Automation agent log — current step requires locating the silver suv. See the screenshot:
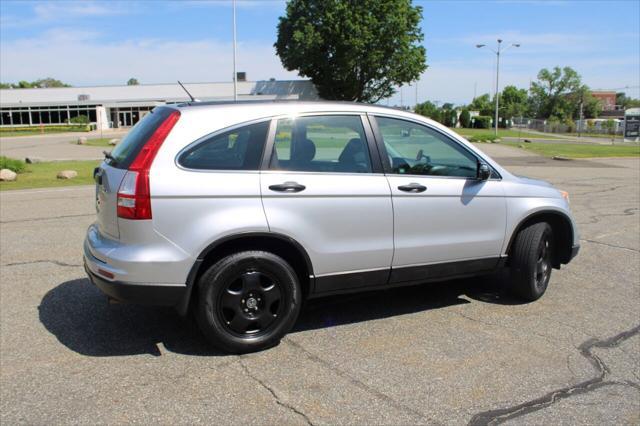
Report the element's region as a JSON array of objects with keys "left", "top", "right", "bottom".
[{"left": 84, "top": 101, "right": 579, "bottom": 353}]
